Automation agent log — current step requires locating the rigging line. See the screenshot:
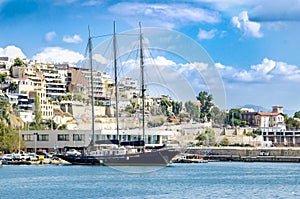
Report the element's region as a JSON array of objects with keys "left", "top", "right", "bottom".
[
  {"left": 118, "top": 38, "right": 140, "bottom": 80},
  {"left": 118, "top": 33, "right": 139, "bottom": 36},
  {"left": 91, "top": 34, "right": 114, "bottom": 39},
  {"left": 80, "top": 42, "right": 90, "bottom": 69},
  {"left": 92, "top": 37, "right": 114, "bottom": 76},
  {"left": 84, "top": 41, "right": 89, "bottom": 59},
  {"left": 101, "top": 37, "right": 114, "bottom": 73},
  {"left": 145, "top": 42, "right": 169, "bottom": 91}
]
